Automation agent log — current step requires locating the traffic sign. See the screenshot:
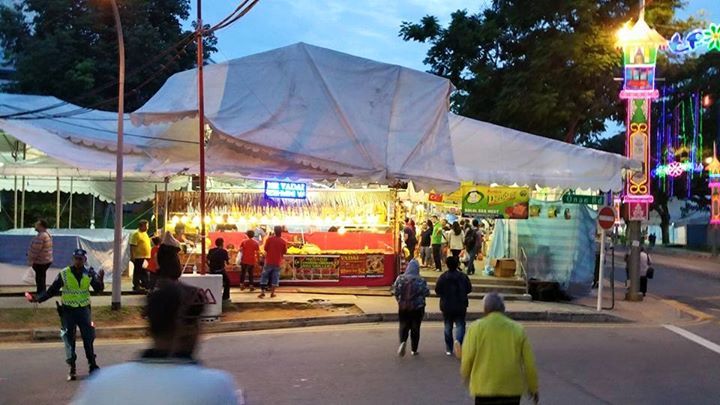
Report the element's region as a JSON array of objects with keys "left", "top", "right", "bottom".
[
  {"left": 562, "top": 192, "right": 604, "bottom": 205},
  {"left": 598, "top": 206, "right": 615, "bottom": 230}
]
